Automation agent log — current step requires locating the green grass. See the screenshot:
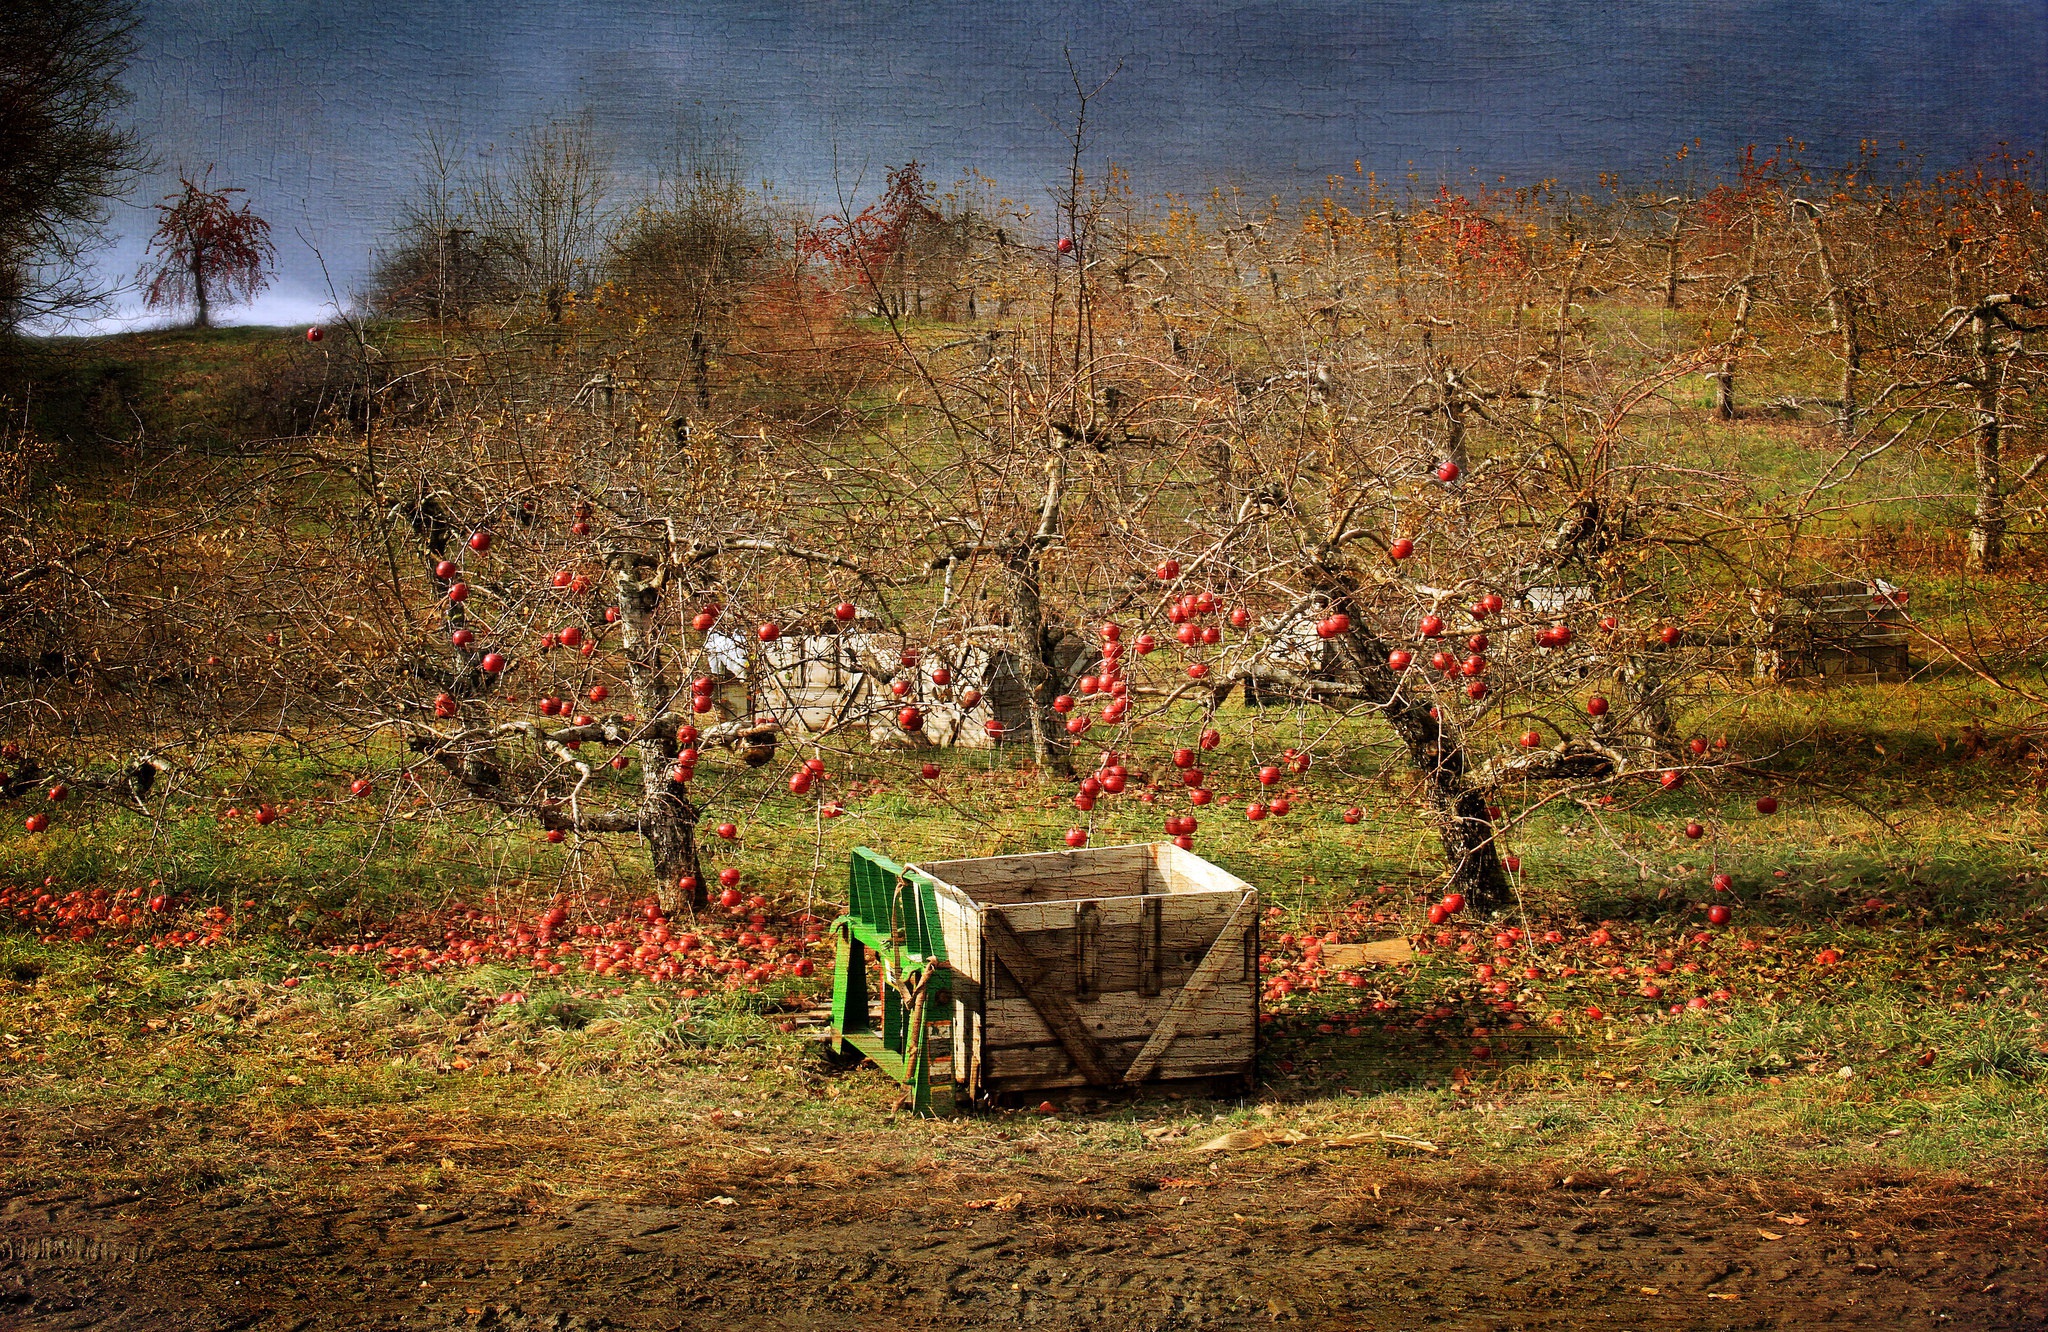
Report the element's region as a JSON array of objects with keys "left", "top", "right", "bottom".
[{"left": 5, "top": 677, "right": 2047, "bottom": 1190}]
